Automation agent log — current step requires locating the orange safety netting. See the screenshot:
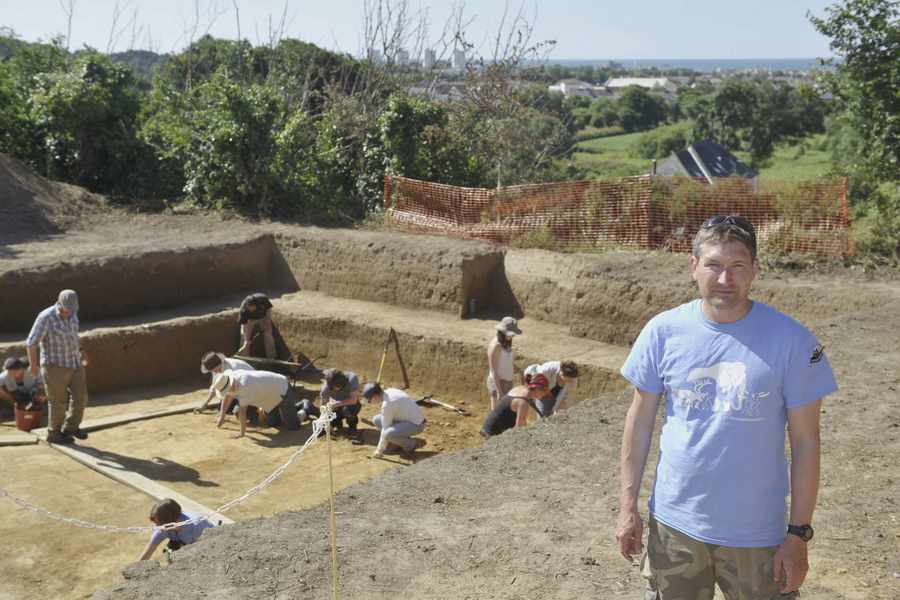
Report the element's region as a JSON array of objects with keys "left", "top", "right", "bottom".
[{"left": 384, "top": 175, "right": 852, "bottom": 257}]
